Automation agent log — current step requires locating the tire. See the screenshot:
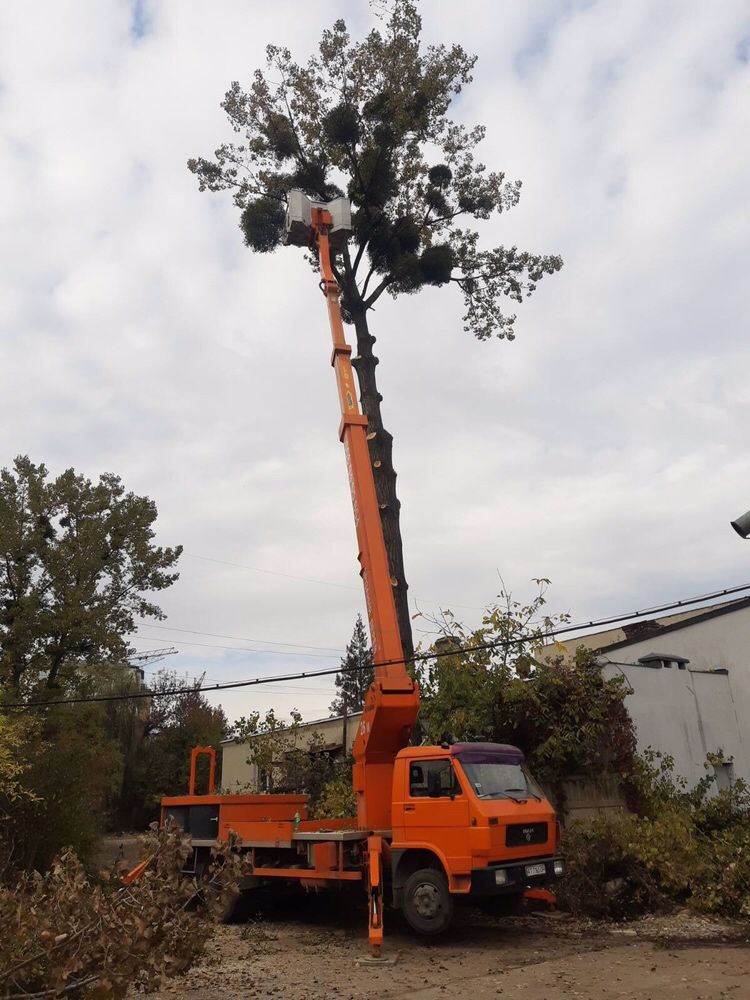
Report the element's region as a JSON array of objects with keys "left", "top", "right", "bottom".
[{"left": 402, "top": 868, "right": 454, "bottom": 935}]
